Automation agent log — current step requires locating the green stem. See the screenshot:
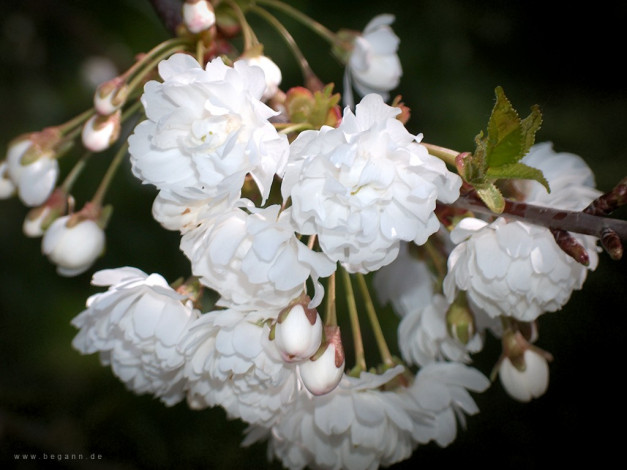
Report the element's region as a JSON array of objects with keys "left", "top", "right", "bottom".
[
  {"left": 250, "top": 5, "right": 315, "bottom": 82},
  {"left": 226, "top": 0, "right": 259, "bottom": 50},
  {"left": 124, "top": 37, "right": 194, "bottom": 81},
  {"left": 277, "top": 122, "right": 314, "bottom": 135},
  {"left": 340, "top": 267, "right": 366, "bottom": 371},
  {"left": 422, "top": 142, "right": 460, "bottom": 169},
  {"left": 255, "top": 0, "right": 337, "bottom": 45},
  {"left": 57, "top": 109, "right": 95, "bottom": 135},
  {"left": 60, "top": 151, "right": 92, "bottom": 193},
  {"left": 325, "top": 271, "right": 337, "bottom": 327},
  {"left": 355, "top": 273, "right": 394, "bottom": 367},
  {"left": 91, "top": 141, "right": 129, "bottom": 207}
]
